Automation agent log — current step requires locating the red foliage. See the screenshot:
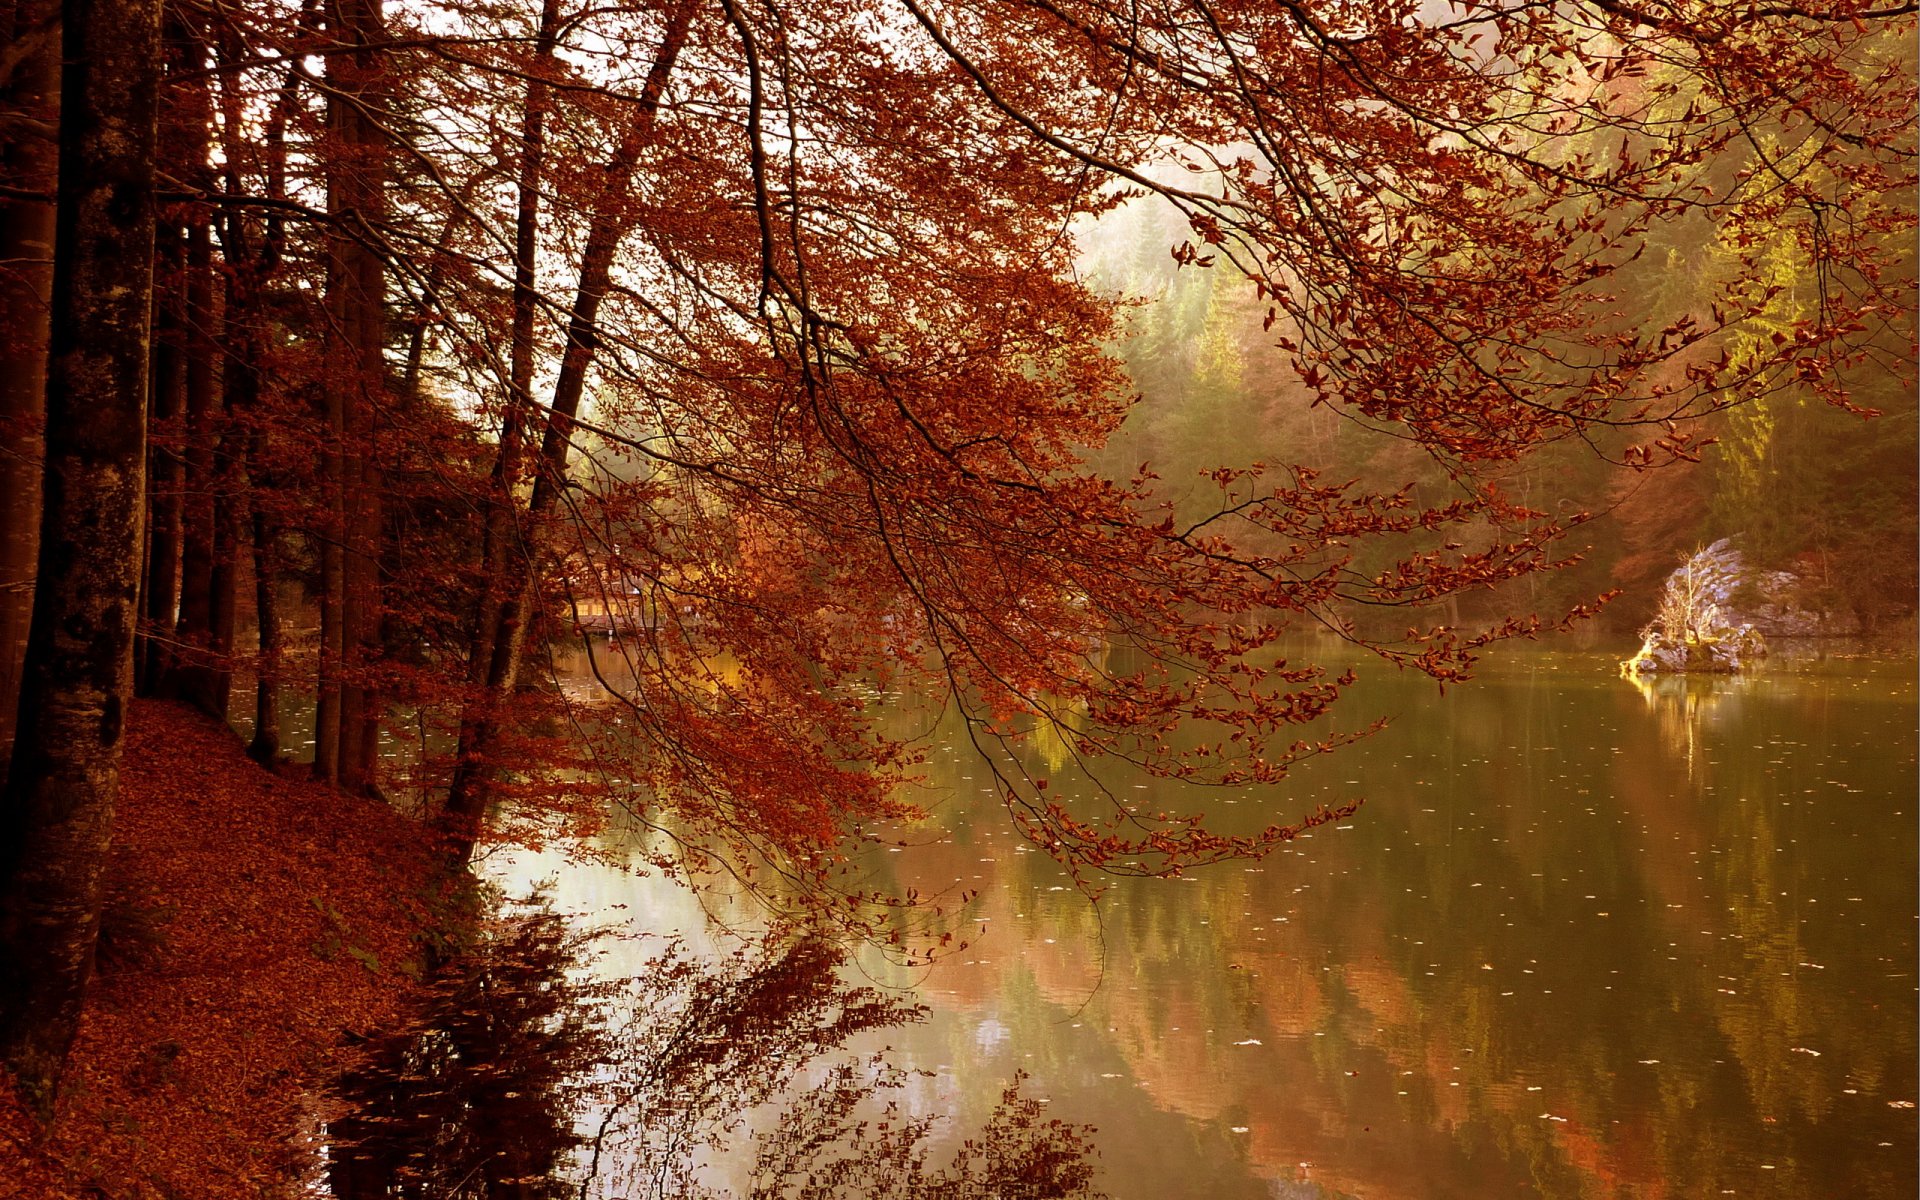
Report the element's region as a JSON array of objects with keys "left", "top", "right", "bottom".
[{"left": 116, "top": 0, "right": 1917, "bottom": 892}]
